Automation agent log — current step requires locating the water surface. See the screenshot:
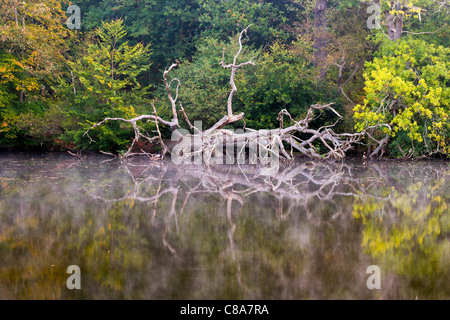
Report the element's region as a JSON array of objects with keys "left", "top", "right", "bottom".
[{"left": 0, "top": 153, "right": 448, "bottom": 299}]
